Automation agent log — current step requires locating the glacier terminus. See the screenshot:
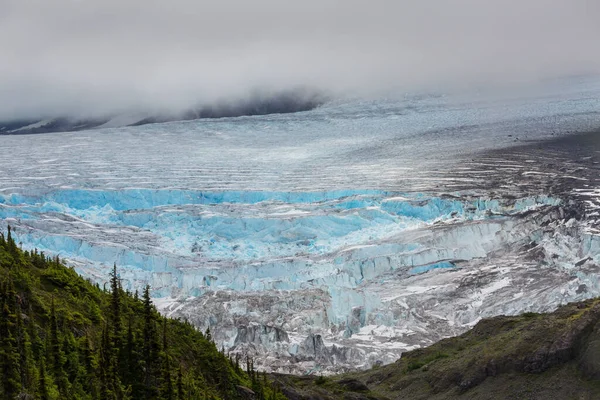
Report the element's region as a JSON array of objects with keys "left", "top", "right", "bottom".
[{"left": 2, "top": 77, "right": 600, "bottom": 374}]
